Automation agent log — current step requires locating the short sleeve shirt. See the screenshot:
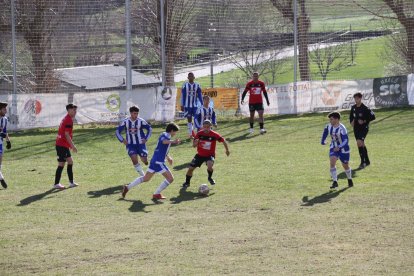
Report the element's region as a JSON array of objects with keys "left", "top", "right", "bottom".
[
  {"left": 195, "top": 130, "right": 224, "bottom": 157},
  {"left": 245, "top": 80, "right": 266, "bottom": 104},
  {"left": 56, "top": 114, "right": 73, "bottom": 148}
]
